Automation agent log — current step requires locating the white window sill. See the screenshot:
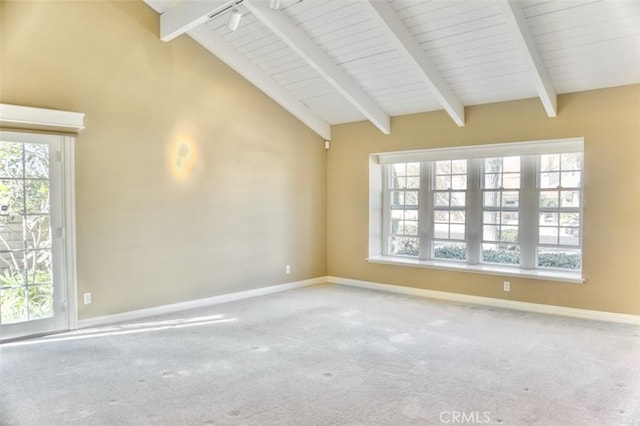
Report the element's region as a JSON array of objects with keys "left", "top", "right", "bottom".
[{"left": 367, "top": 256, "right": 585, "bottom": 284}]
